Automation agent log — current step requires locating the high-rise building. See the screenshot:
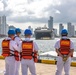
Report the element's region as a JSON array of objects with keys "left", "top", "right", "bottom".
[
  {"left": 0, "top": 17, "right": 1, "bottom": 34},
  {"left": 9, "top": 25, "right": 16, "bottom": 30},
  {"left": 28, "top": 26, "right": 33, "bottom": 37},
  {"left": 6, "top": 24, "right": 9, "bottom": 34},
  {"left": 0, "top": 15, "right": 8, "bottom": 35},
  {"left": 59, "top": 23, "right": 64, "bottom": 36},
  {"left": 67, "top": 22, "right": 71, "bottom": 36},
  {"left": 67, "top": 22, "right": 75, "bottom": 37},
  {"left": 21, "top": 30, "right": 24, "bottom": 36},
  {"left": 1, "top": 15, "right": 6, "bottom": 35},
  {"left": 53, "top": 29, "right": 57, "bottom": 36},
  {"left": 48, "top": 16, "right": 53, "bottom": 30},
  {"left": 0, "top": 17, "right": 1, "bottom": 25},
  {"left": 75, "top": 31, "right": 76, "bottom": 35},
  {"left": 71, "top": 25, "right": 75, "bottom": 36},
  {"left": 28, "top": 26, "right": 33, "bottom": 33}
]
